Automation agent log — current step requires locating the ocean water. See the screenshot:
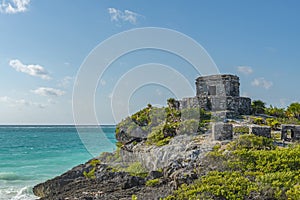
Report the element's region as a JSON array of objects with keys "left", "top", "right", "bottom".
[{"left": 0, "top": 125, "right": 116, "bottom": 200}]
